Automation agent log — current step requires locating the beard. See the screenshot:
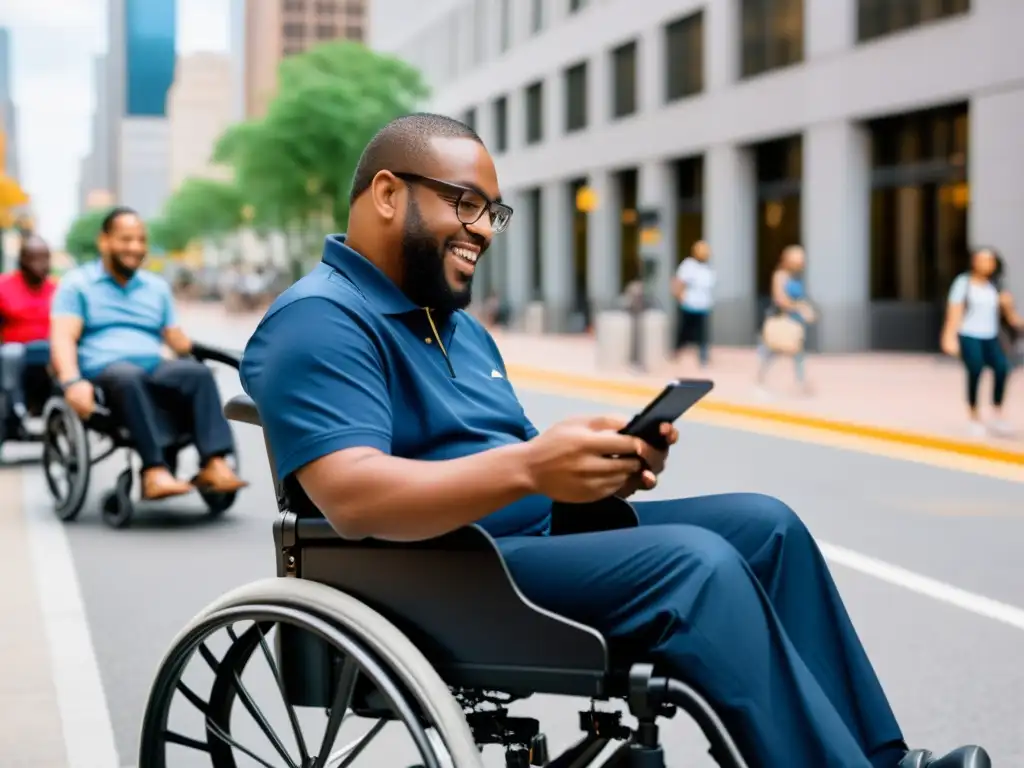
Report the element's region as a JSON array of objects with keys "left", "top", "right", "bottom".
[
  {"left": 108, "top": 253, "right": 140, "bottom": 280},
  {"left": 399, "top": 198, "right": 475, "bottom": 317}
]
